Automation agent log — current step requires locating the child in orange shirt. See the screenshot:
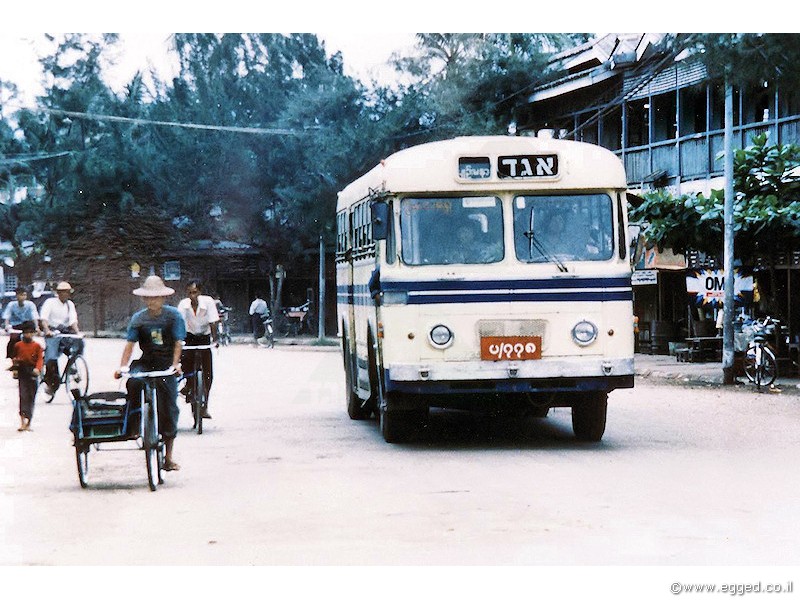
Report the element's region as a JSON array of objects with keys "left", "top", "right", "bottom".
[{"left": 12, "top": 321, "right": 43, "bottom": 432}]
